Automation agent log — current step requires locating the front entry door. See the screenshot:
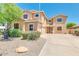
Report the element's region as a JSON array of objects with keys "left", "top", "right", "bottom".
[{"left": 29, "top": 24, "right": 34, "bottom": 31}]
